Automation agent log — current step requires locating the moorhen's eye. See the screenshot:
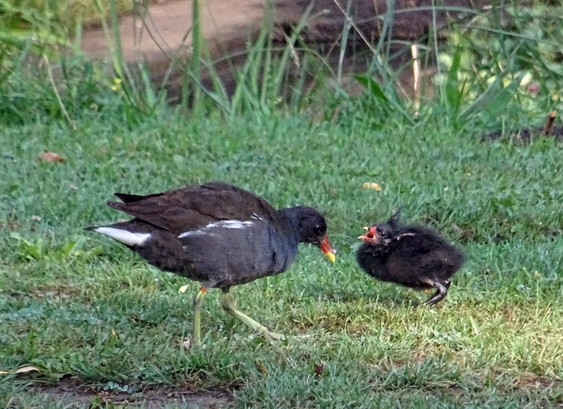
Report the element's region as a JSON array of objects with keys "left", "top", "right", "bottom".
[{"left": 313, "top": 225, "right": 324, "bottom": 234}]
